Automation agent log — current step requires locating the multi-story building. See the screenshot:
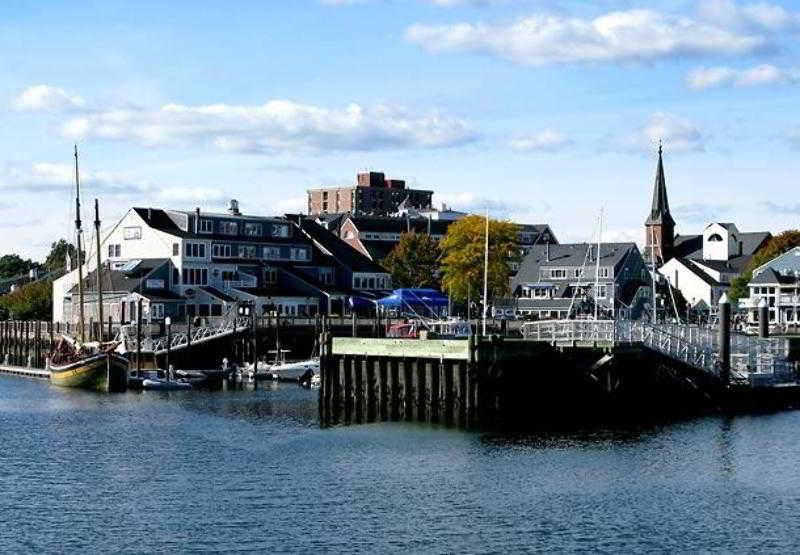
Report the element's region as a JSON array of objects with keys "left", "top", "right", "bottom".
[
  {"left": 53, "top": 200, "right": 393, "bottom": 324},
  {"left": 742, "top": 246, "right": 800, "bottom": 328},
  {"left": 307, "top": 171, "right": 433, "bottom": 216},
  {"left": 509, "top": 242, "right": 651, "bottom": 320}
]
